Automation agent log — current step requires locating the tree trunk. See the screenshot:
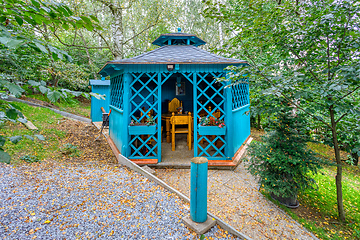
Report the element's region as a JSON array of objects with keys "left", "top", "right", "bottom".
[
  {"left": 257, "top": 114, "right": 261, "bottom": 130},
  {"left": 112, "top": 7, "right": 123, "bottom": 59},
  {"left": 330, "top": 107, "right": 346, "bottom": 222}
]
